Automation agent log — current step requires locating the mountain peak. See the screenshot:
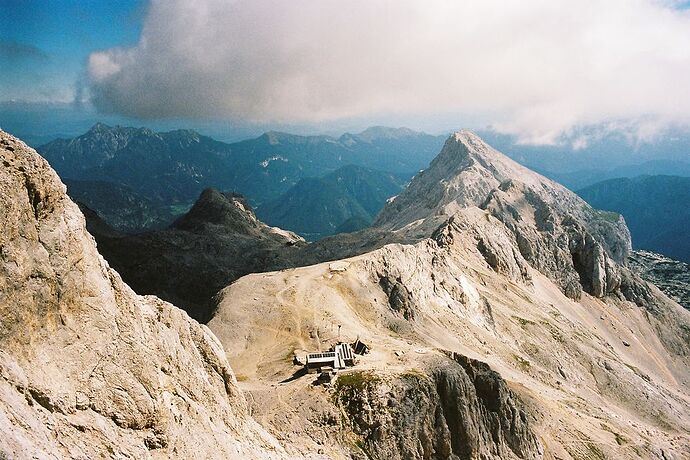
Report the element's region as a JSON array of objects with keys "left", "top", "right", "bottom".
[
  {"left": 88, "top": 121, "right": 112, "bottom": 133},
  {"left": 374, "top": 130, "right": 549, "bottom": 229},
  {"left": 353, "top": 126, "right": 420, "bottom": 142},
  {"left": 173, "top": 188, "right": 259, "bottom": 232},
  {"left": 374, "top": 130, "right": 632, "bottom": 300}
]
